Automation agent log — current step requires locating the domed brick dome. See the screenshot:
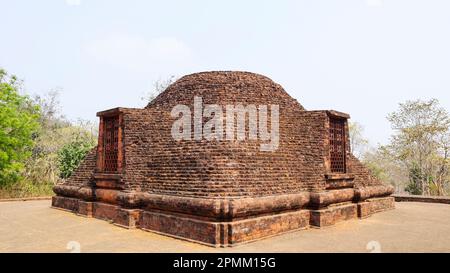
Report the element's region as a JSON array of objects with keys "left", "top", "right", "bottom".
[{"left": 147, "top": 71, "right": 304, "bottom": 111}]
